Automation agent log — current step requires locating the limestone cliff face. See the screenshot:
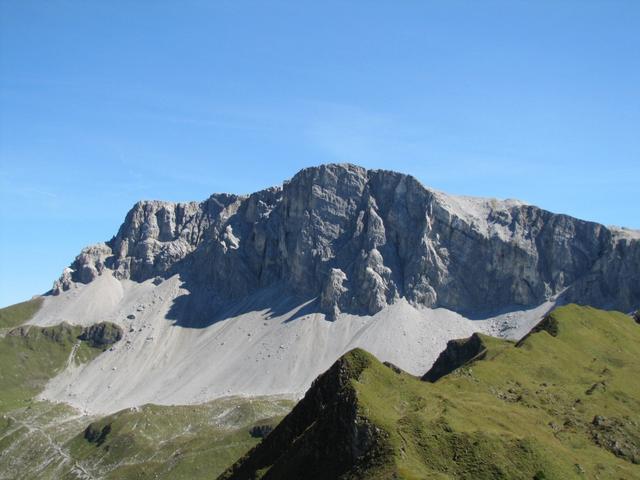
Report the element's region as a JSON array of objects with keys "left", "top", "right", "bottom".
[{"left": 52, "top": 163, "right": 640, "bottom": 317}]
